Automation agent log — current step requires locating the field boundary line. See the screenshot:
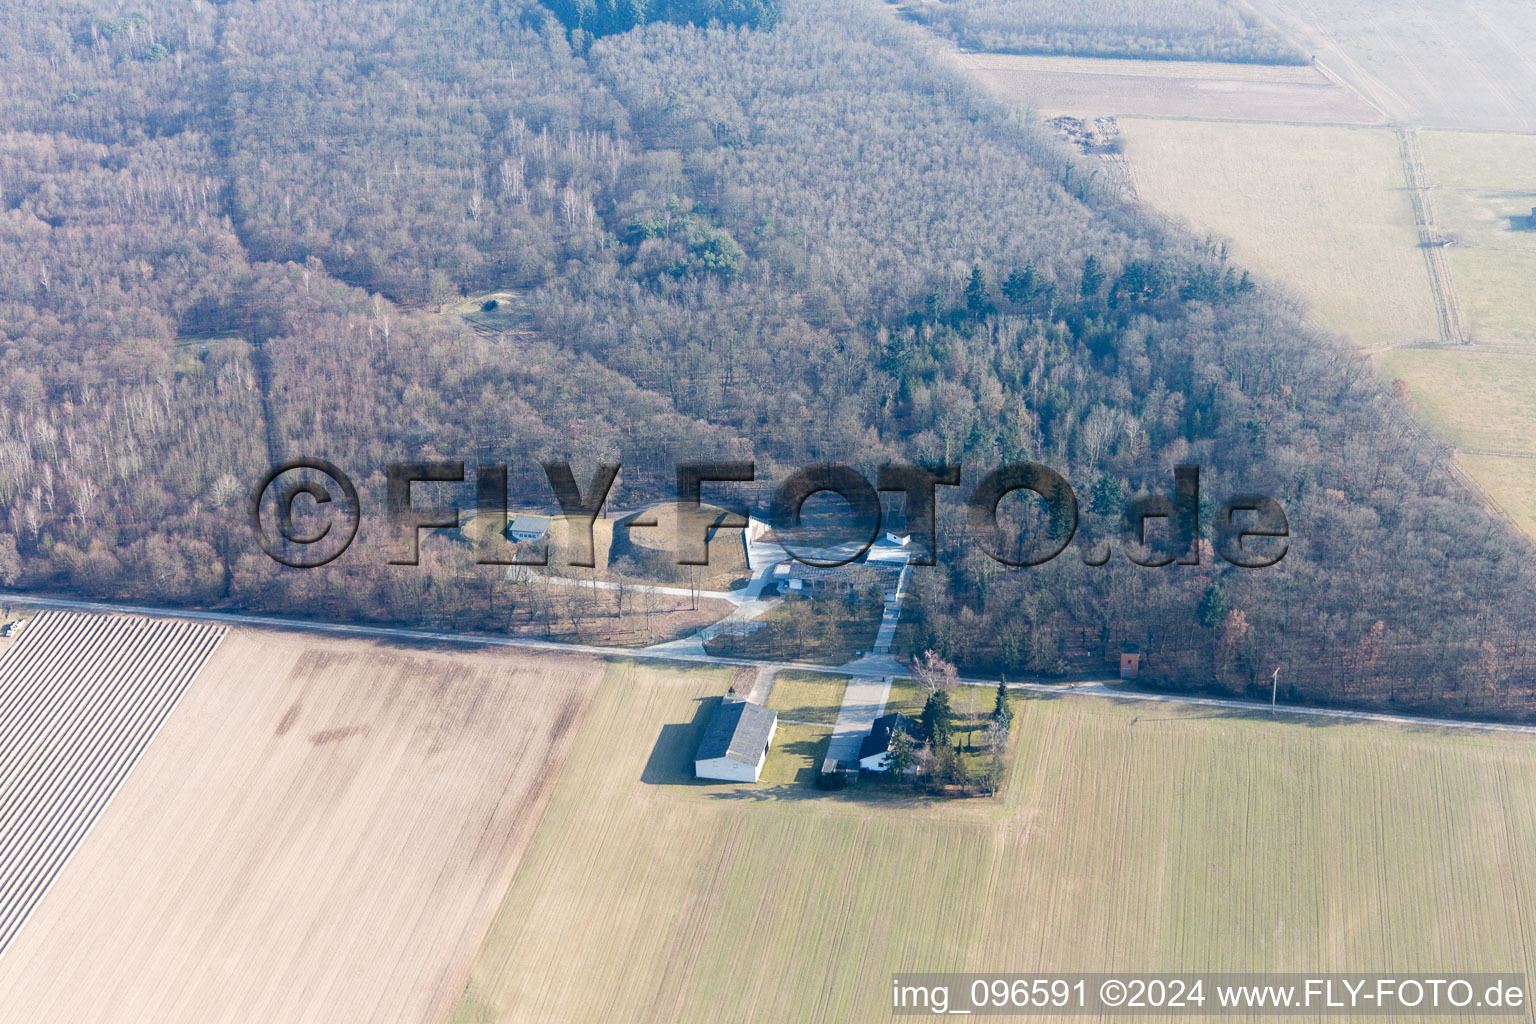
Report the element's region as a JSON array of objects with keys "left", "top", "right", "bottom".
[
  {"left": 1458, "top": 447, "right": 1536, "bottom": 460},
  {"left": 1398, "top": 127, "right": 1468, "bottom": 345}
]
